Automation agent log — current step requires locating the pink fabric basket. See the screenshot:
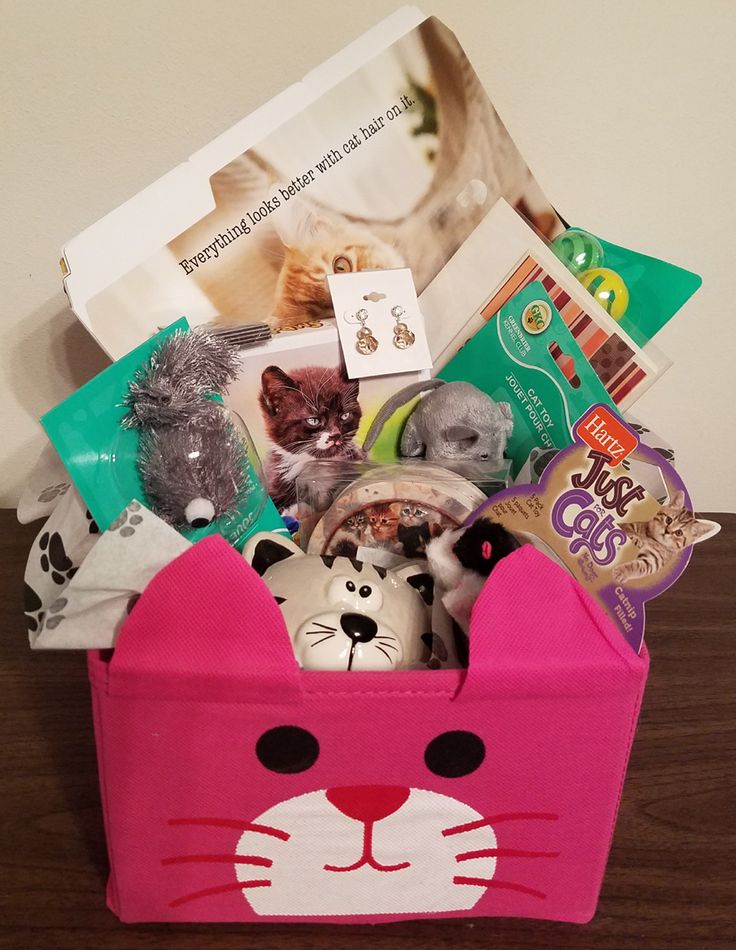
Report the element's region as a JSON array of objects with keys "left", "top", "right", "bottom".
[{"left": 88, "top": 535, "right": 648, "bottom": 924}]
